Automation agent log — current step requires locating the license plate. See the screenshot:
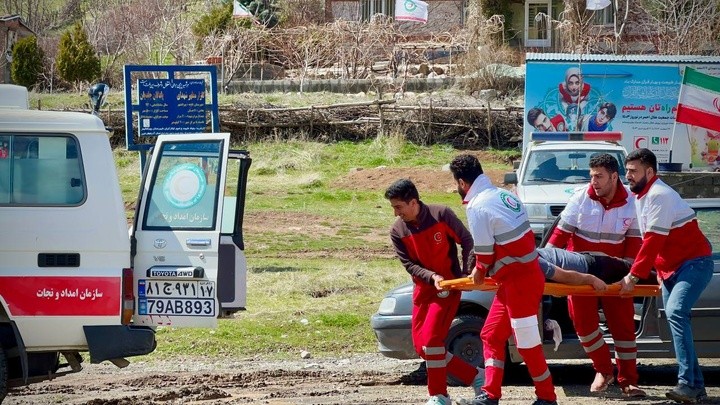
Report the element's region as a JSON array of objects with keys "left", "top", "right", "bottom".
[
  {"left": 138, "top": 279, "right": 215, "bottom": 299},
  {"left": 138, "top": 279, "right": 216, "bottom": 317},
  {"left": 139, "top": 298, "right": 215, "bottom": 316}
]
